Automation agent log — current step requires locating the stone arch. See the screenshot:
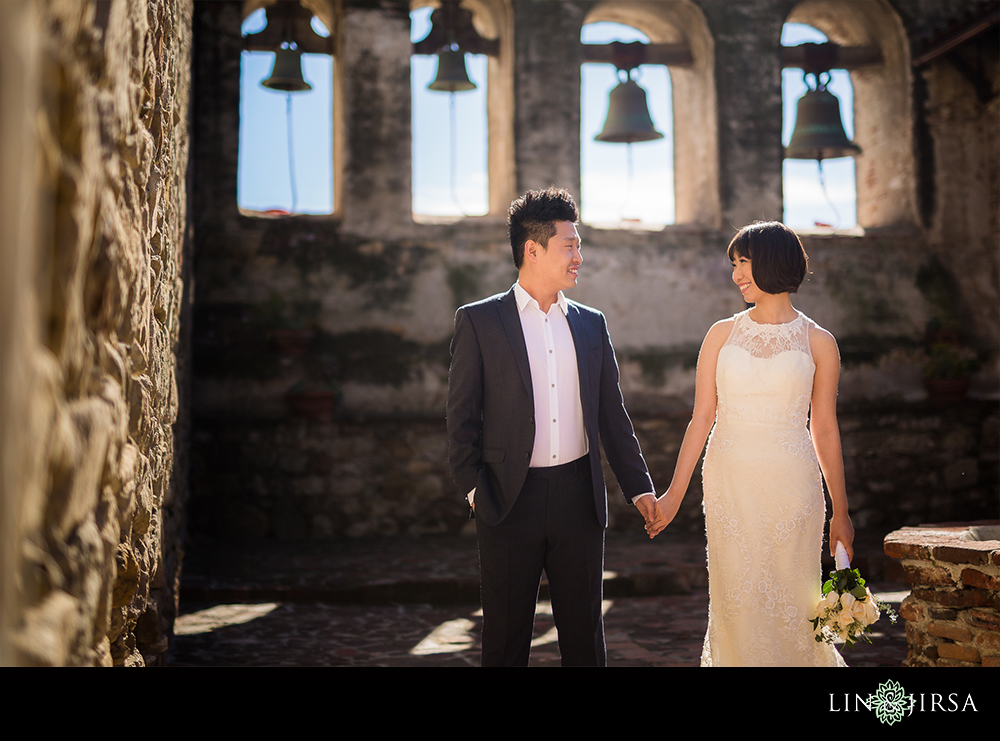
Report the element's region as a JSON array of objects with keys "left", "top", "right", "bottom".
[
  {"left": 411, "top": 0, "right": 516, "bottom": 218},
  {"left": 583, "top": 0, "right": 719, "bottom": 227},
  {"left": 785, "top": 0, "right": 917, "bottom": 229}
]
